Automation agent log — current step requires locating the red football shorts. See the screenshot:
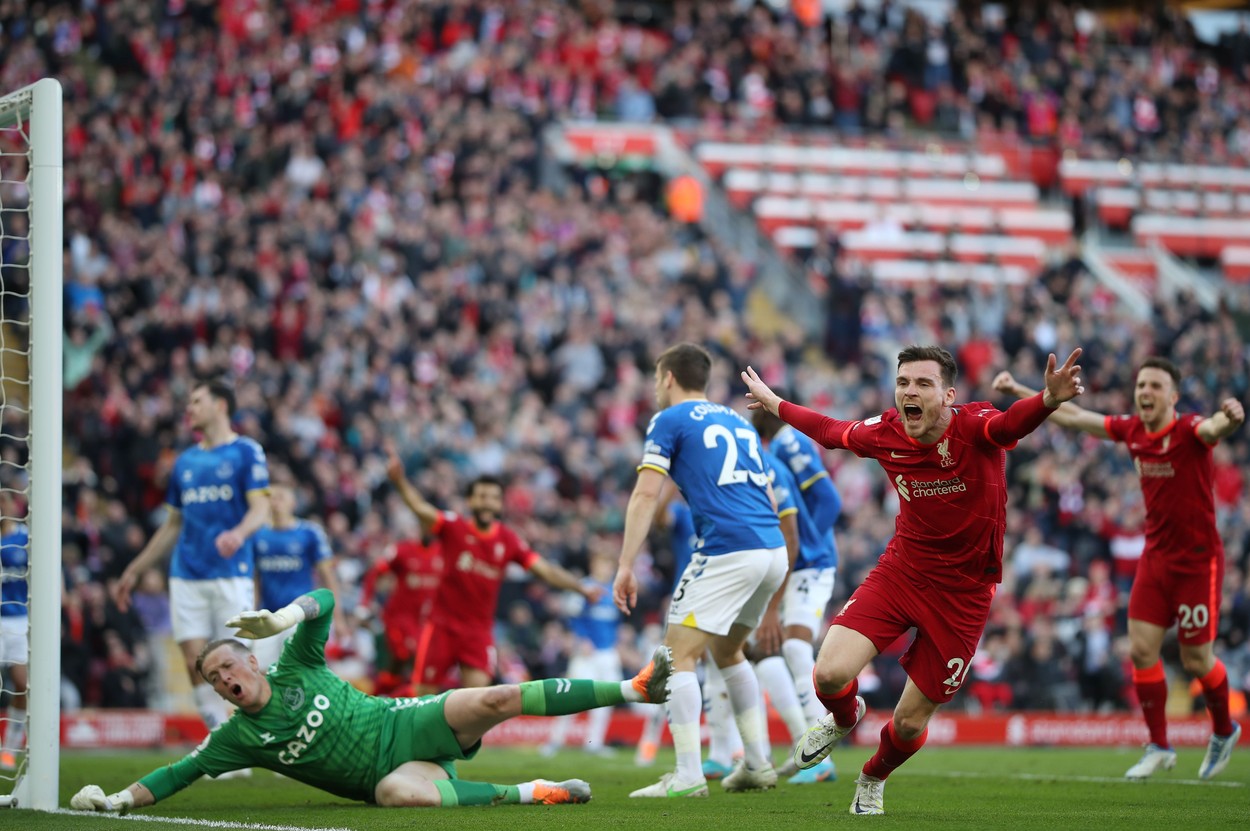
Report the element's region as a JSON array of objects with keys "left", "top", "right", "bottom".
[
  {"left": 833, "top": 558, "right": 994, "bottom": 703},
  {"left": 382, "top": 612, "right": 423, "bottom": 663},
  {"left": 1128, "top": 553, "right": 1223, "bottom": 646},
  {"left": 412, "top": 620, "right": 496, "bottom": 688}
]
